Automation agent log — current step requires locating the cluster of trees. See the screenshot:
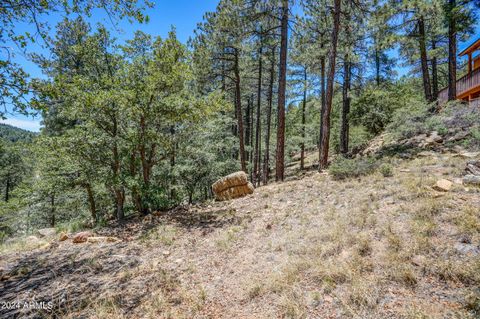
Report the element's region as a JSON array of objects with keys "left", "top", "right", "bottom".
[{"left": 0, "top": 0, "right": 479, "bottom": 236}]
